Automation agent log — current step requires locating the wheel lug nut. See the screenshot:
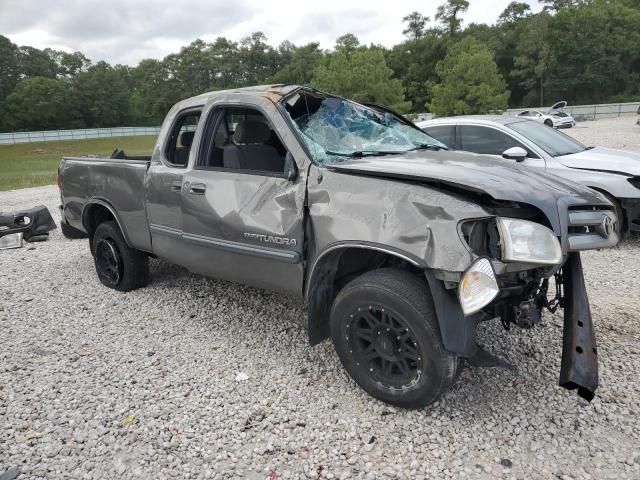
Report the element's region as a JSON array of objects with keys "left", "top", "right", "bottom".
[{"left": 386, "top": 328, "right": 390, "bottom": 332}]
